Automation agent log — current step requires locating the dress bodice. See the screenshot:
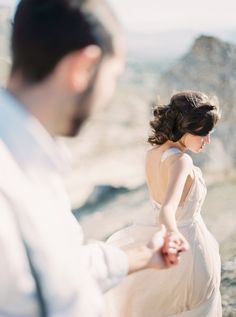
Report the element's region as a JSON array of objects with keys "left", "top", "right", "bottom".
[{"left": 134, "top": 148, "right": 207, "bottom": 227}]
